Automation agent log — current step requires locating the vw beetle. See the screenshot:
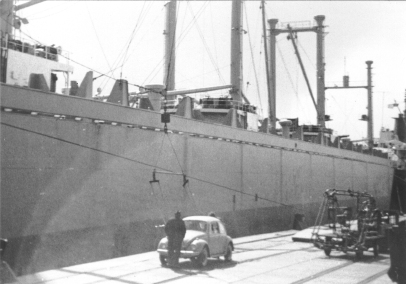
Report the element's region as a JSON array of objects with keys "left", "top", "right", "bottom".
[{"left": 157, "top": 216, "right": 234, "bottom": 267}]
